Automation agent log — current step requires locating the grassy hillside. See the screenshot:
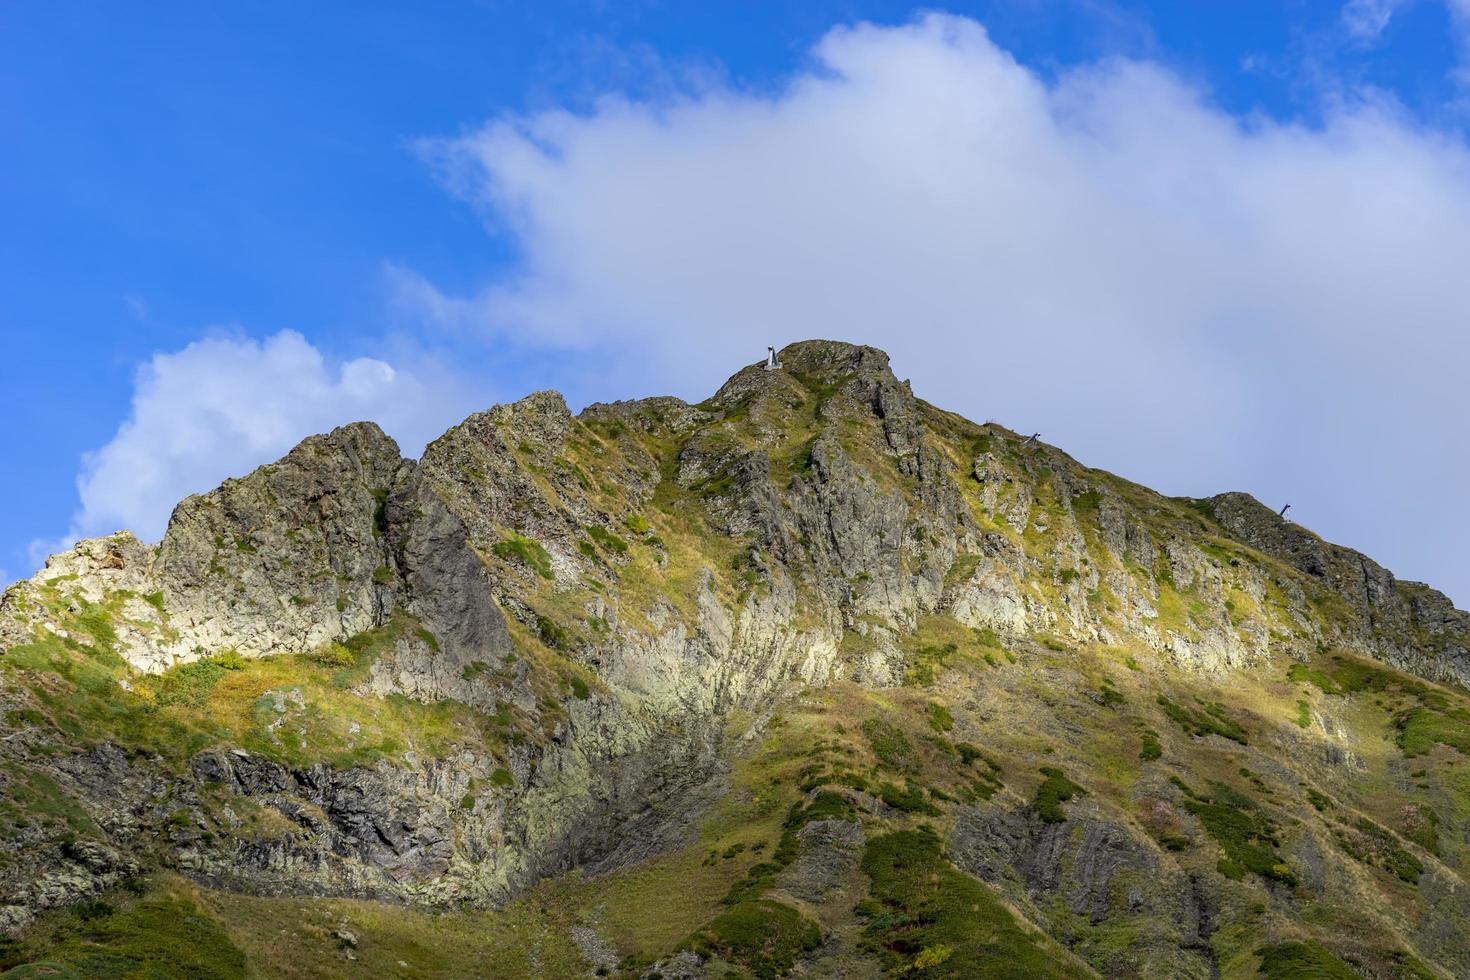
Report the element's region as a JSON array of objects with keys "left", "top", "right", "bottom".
[{"left": 2, "top": 341, "right": 1467, "bottom": 978}]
